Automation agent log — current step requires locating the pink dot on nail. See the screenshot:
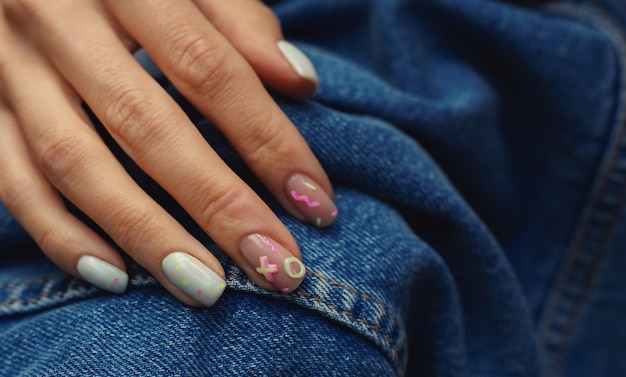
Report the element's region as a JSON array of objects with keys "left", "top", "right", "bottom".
[
  {"left": 196, "top": 290, "right": 203, "bottom": 296},
  {"left": 281, "top": 288, "right": 290, "bottom": 293},
  {"left": 113, "top": 278, "right": 119, "bottom": 284}
]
